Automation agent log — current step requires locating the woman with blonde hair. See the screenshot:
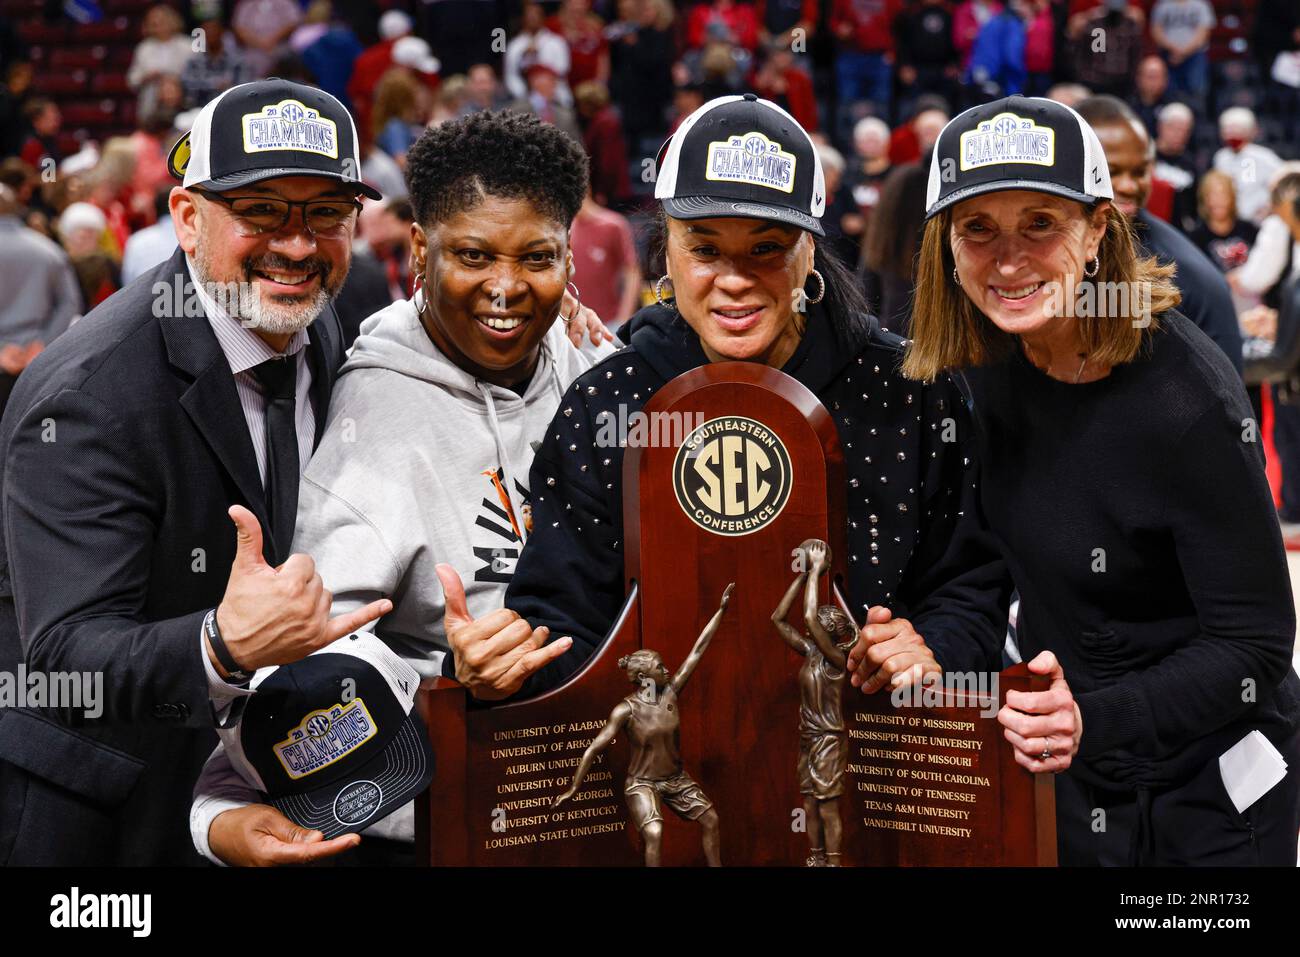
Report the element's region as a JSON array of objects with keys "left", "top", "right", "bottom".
[
  {"left": 898, "top": 95, "right": 1300, "bottom": 866},
  {"left": 371, "top": 67, "right": 427, "bottom": 168},
  {"left": 1191, "top": 170, "right": 1257, "bottom": 289},
  {"left": 127, "top": 5, "right": 193, "bottom": 118}
]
